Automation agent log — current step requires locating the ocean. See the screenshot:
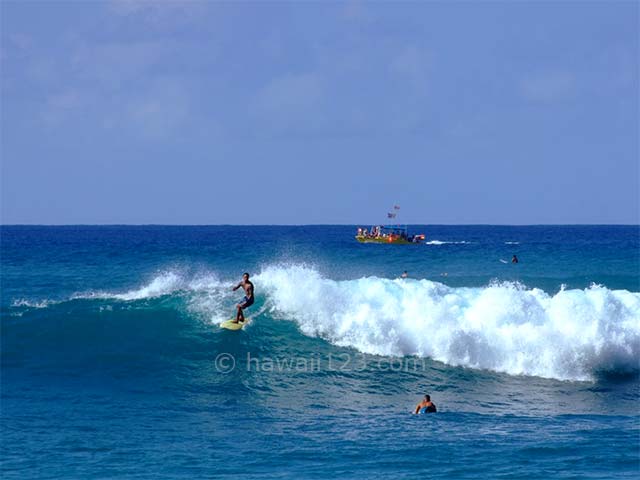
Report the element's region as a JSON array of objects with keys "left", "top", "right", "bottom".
[{"left": 1, "top": 225, "right": 639, "bottom": 479}]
